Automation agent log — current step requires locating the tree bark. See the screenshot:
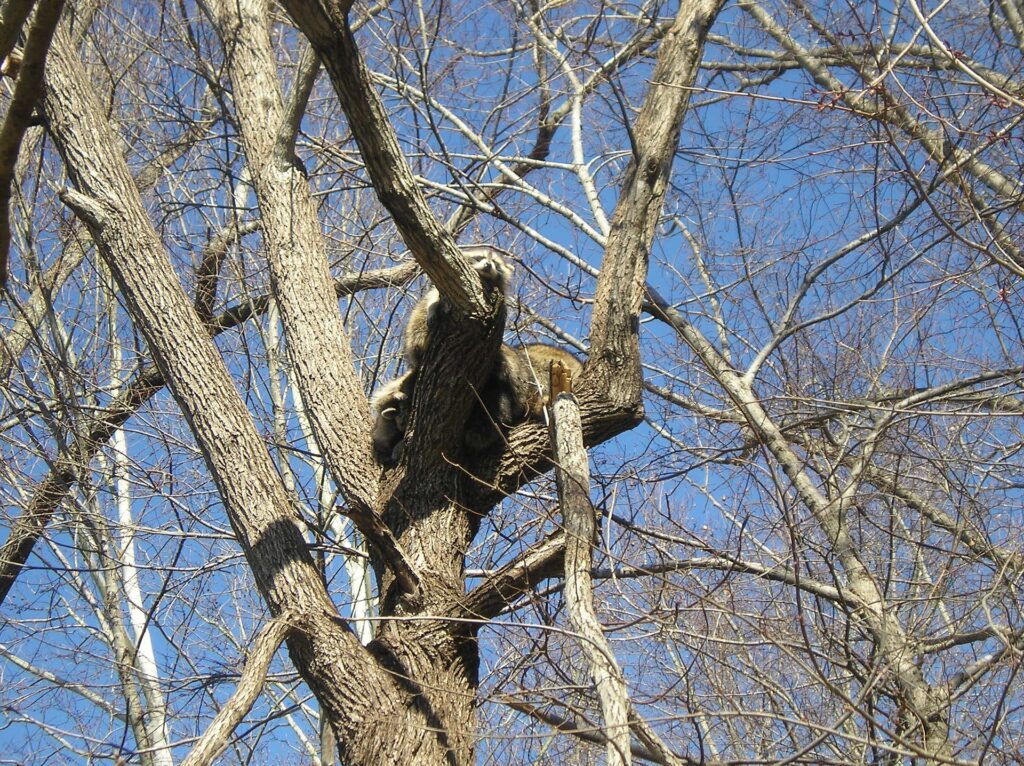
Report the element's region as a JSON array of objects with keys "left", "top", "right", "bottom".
[
  {"left": 40, "top": 20, "right": 435, "bottom": 764},
  {"left": 181, "top": 616, "right": 293, "bottom": 766},
  {"left": 549, "top": 389, "right": 632, "bottom": 765},
  {"left": 209, "top": 0, "right": 420, "bottom": 596},
  {"left": 27, "top": 2, "right": 726, "bottom": 762}
]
